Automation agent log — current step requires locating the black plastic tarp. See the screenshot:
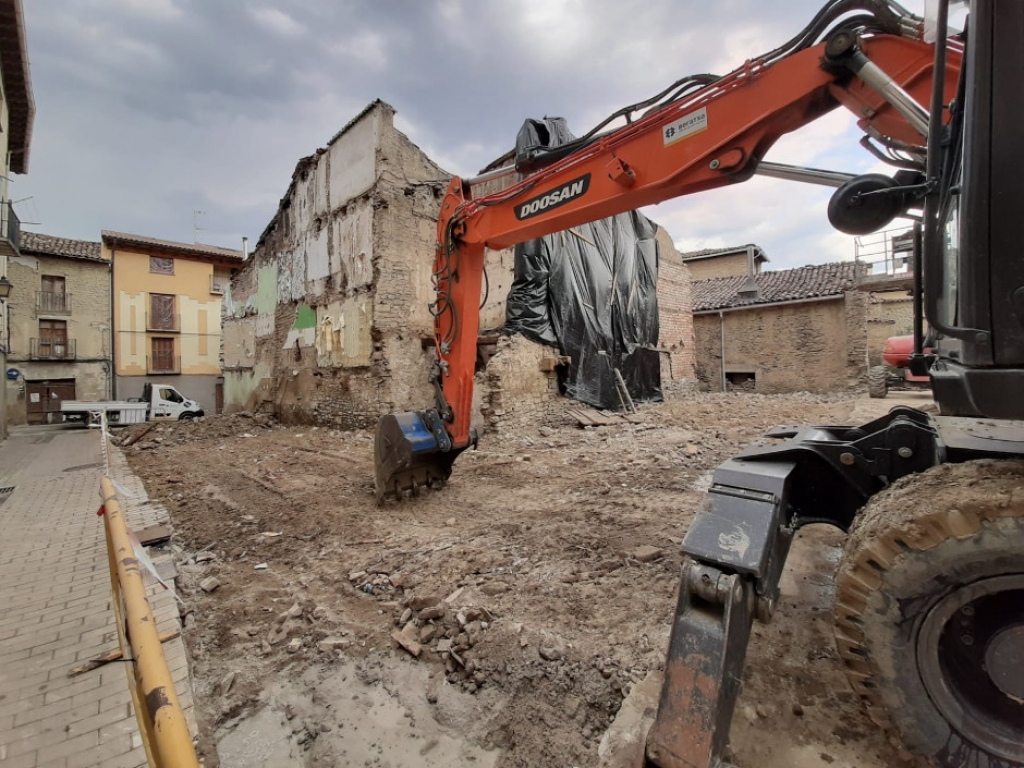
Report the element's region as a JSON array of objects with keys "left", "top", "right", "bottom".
[{"left": 504, "top": 117, "right": 663, "bottom": 410}]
